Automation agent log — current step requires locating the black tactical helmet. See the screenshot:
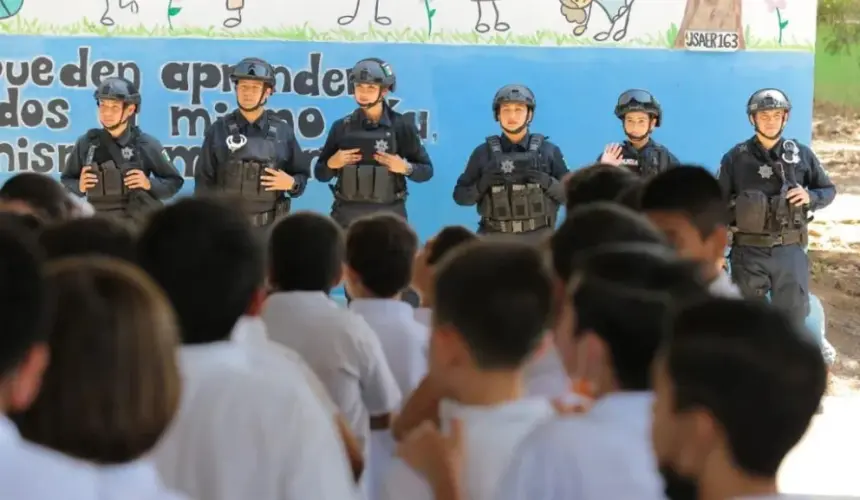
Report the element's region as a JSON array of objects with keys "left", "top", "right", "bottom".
[
  {"left": 349, "top": 58, "right": 396, "bottom": 92},
  {"left": 747, "top": 89, "right": 791, "bottom": 115},
  {"left": 614, "top": 89, "right": 661, "bottom": 127},
  {"left": 93, "top": 77, "right": 141, "bottom": 112},
  {"left": 492, "top": 85, "right": 536, "bottom": 119},
  {"left": 230, "top": 57, "right": 276, "bottom": 88}
]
